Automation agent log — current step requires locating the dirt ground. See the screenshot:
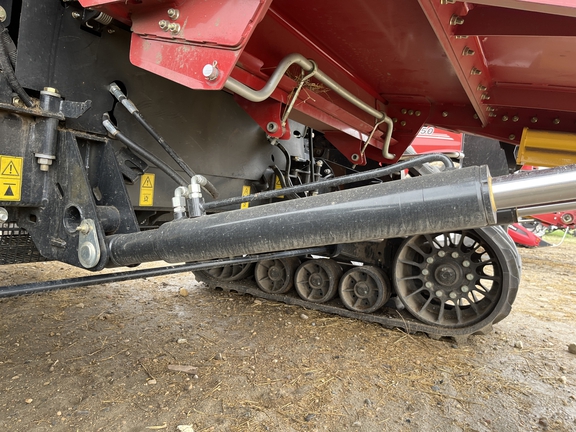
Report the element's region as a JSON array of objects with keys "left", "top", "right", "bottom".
[{"left": 1, "top": 235, "right": 575, "bottom": 432}]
